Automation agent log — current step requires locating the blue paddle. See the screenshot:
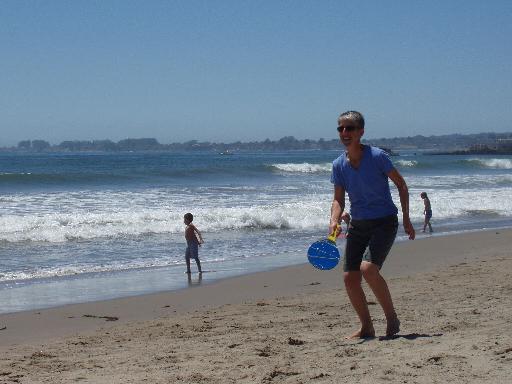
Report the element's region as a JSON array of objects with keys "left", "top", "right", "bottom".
[{"left": 307, "top": 225, "right": 343, "bottom": 270}]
